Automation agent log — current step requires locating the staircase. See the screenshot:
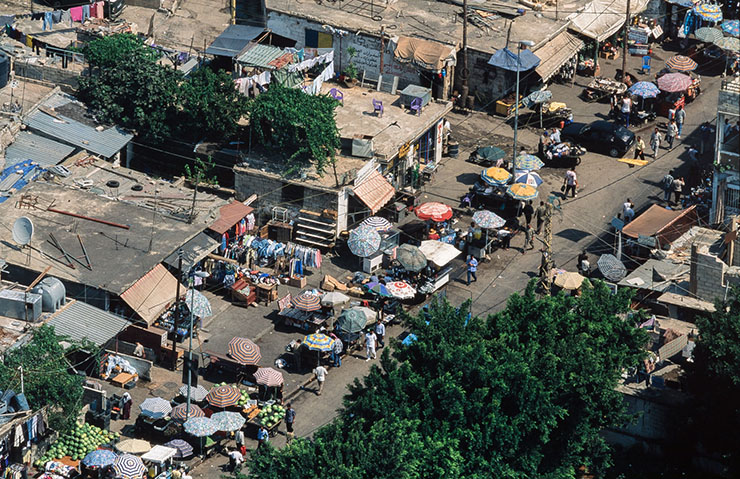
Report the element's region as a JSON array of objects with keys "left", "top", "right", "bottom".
[{"left": 294, "top": 211, "right": 336, "bottom": 249}]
